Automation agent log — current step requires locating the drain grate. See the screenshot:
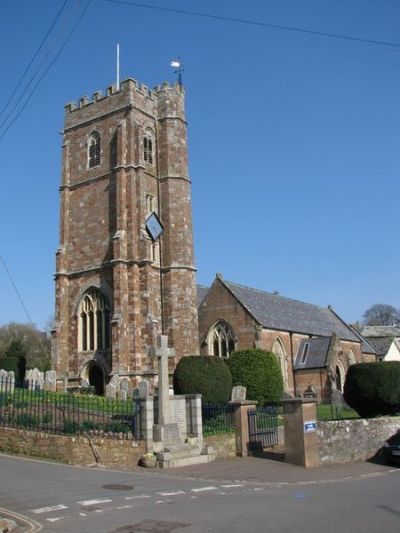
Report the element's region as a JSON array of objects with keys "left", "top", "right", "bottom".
[
  {"left": 102, "top": 484, "right": 134, "bottom": 491},
  {"left": 109, "top": 519, "right": 191, "bottom": 532}
]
